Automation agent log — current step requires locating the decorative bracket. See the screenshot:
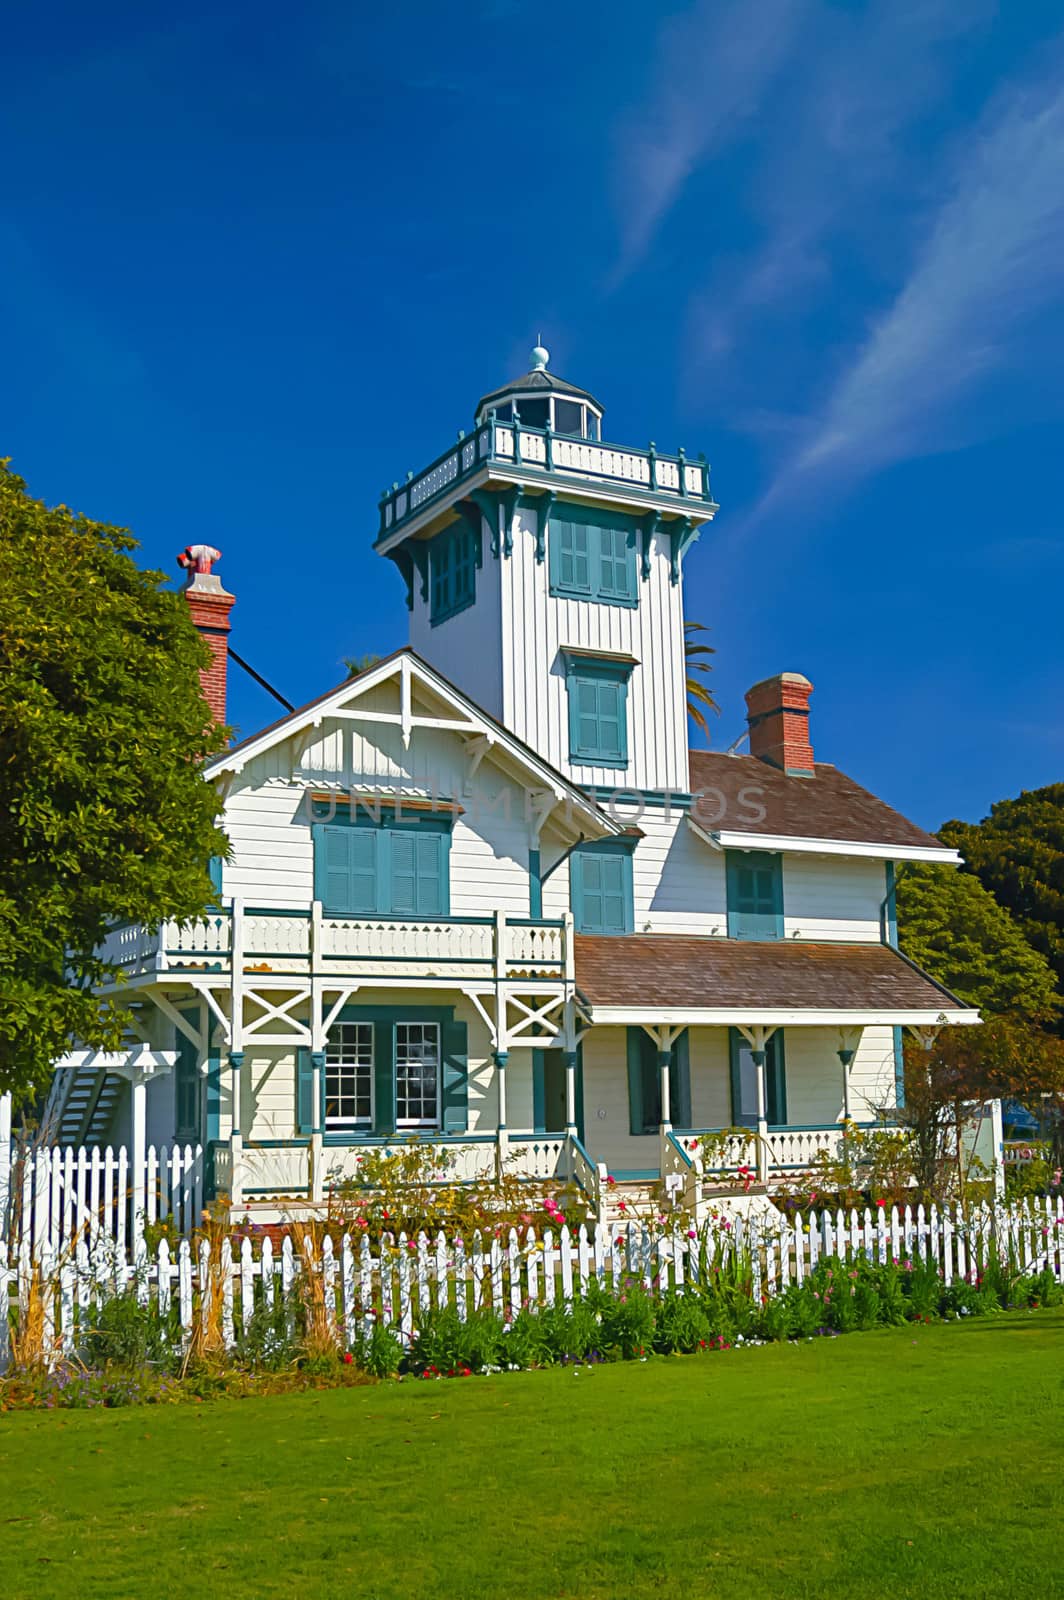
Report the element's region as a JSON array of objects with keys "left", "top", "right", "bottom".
[
  {"left": 639, "top": 511, "right": 663, "bottom": 582},
  {"left": 532, "top": 490, "right": 556, "bottom": 564},
  {"left": 668, "top": 516, "right": 700, "bottom": 585}
]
